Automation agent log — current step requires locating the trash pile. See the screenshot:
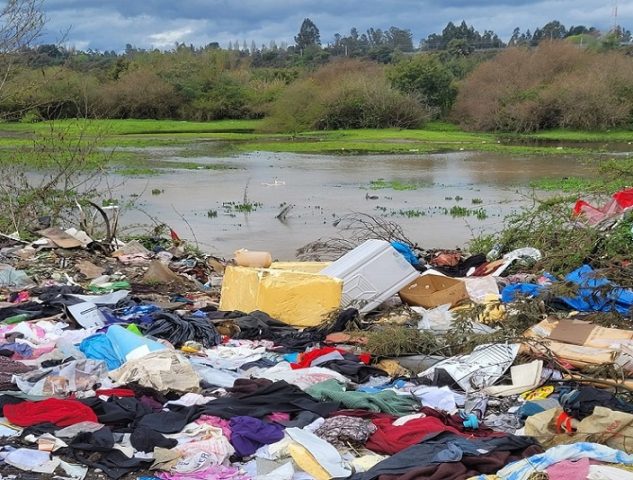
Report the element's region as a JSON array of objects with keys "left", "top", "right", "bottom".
[{"left": 2, "top": 197, "right": 633, "bottom": 480}]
